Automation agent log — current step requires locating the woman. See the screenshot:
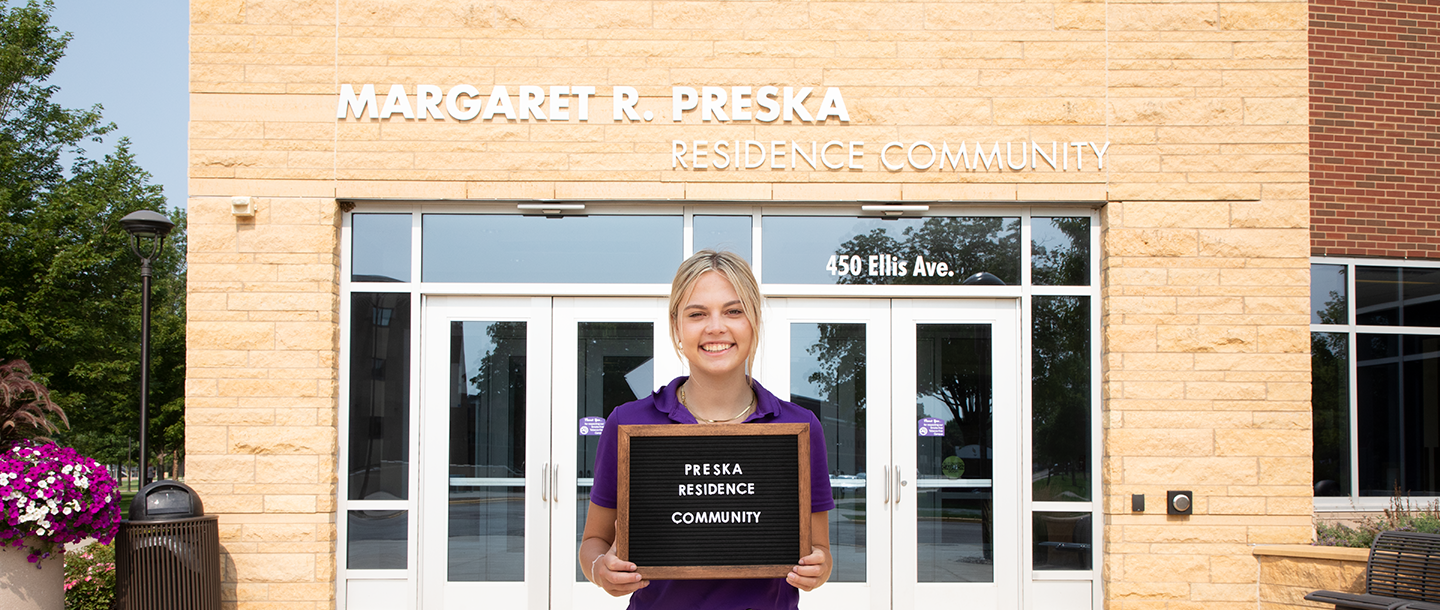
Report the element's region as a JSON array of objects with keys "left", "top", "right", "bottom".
[{"left": 580, "top": 250, "right": 834, "bottom": 609}]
